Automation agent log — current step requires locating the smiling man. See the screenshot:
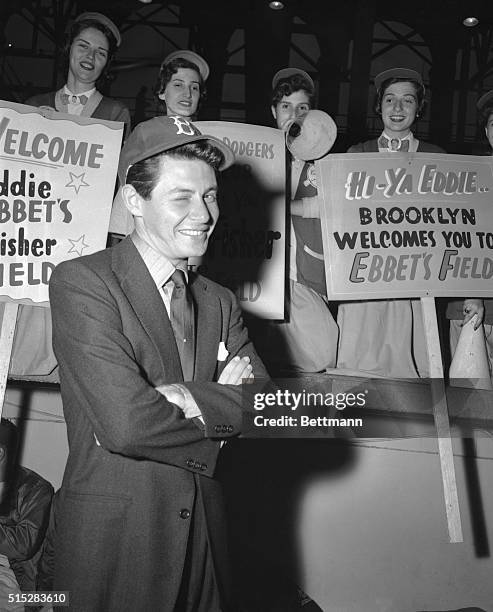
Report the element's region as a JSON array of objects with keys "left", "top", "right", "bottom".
[{"left": 49, "top": 115, "right": 268, "bottom": 611}]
